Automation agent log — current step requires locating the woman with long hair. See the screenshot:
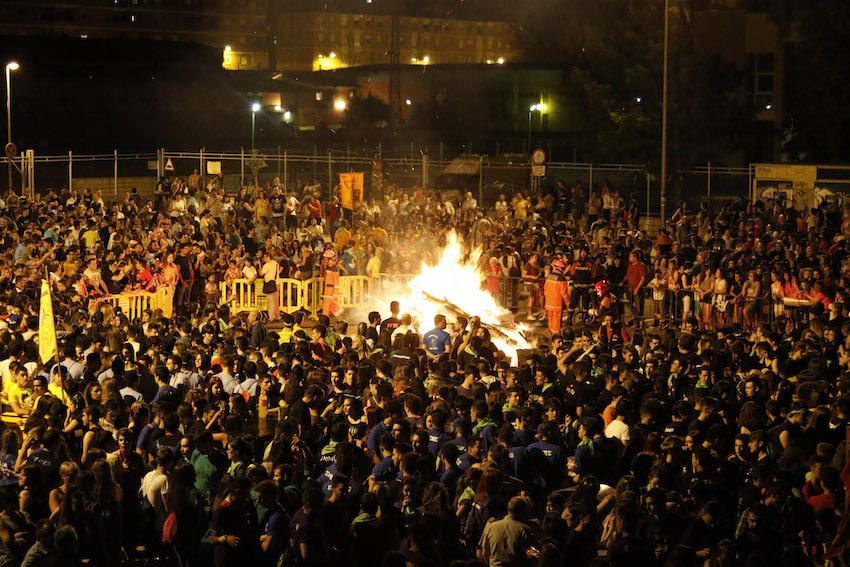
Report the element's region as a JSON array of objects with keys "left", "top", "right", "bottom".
[
  {"left": 88, "top": 459, "right": 124, "bottom": 565},
  {"left": 81, "top": 405, "right": 110, "bottom": 465},
  {"left": 82, "top": 382, "right": 103, "bottom": 408},
  {"left": 167, "top": 462, "right": 204, "bottom": 567},
  {"left": 712, "top": 268, "right": 729, "bottom": 328},
  {"left": 462, "top": 468, "right": 503, "bottom": 548},
  {"left": 210, "top": 476, "right": 258, "bottom": 567},
  {"left": 18, "top": 463, "right": 49, "bottom": 523},
  {"left": 695, "top": 266, "right": 714, "bottom": 330},
  {"left": 48, "top": 461, "right": 79, "bottom": 520}
]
